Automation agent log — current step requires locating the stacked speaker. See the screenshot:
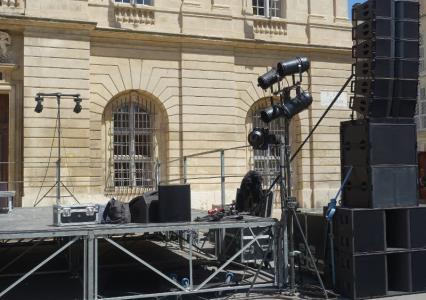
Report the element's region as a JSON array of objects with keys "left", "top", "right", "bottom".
[
  {"left": 336, "top": 1, "right": 423, "bottom": 299},
  {"left": 351, "top": 0, "right": 419, "bottom": 118}
]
